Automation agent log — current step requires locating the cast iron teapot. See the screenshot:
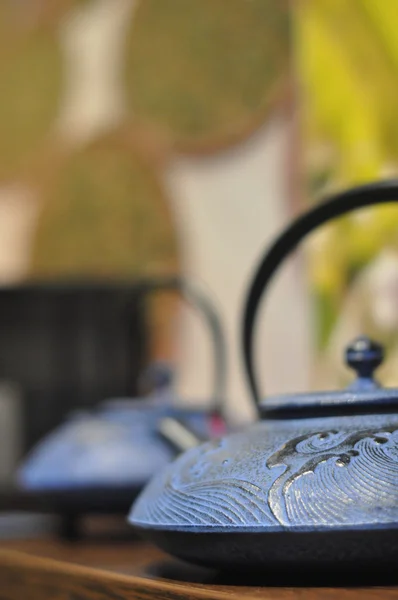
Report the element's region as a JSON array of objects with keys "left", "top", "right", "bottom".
[
  {"left": 129, "top": 181, "right": 398, "bottom": 571},
  {"left": 17, "top": 277, "right": 228, "bottom": 520}
]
